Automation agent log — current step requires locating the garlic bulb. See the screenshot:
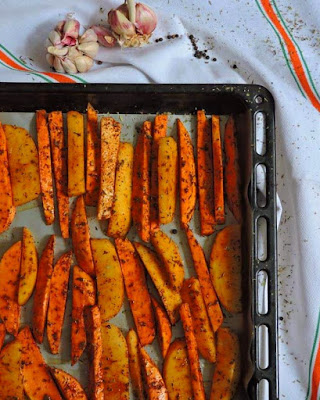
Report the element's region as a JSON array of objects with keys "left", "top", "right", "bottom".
[
  {"left": 108, "top": 0, "right": 157, "bottom": 47},
  {"left": 45, "top": 18, "right": 100, "bottom": 74}
]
